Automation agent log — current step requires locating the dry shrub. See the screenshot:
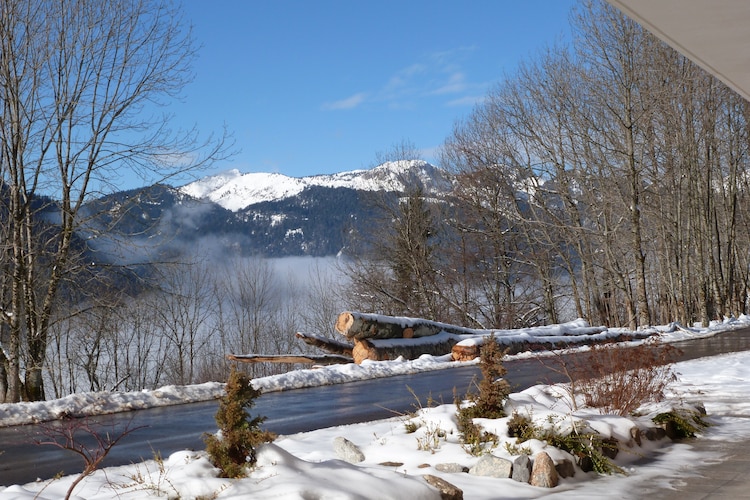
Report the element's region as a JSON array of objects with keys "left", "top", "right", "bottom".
[
  {"left": 35, "top": 417, "right": 146, "bottom": 500},
  {"left": 558, "top": 343, "right": 680, "bottom": 416}
]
